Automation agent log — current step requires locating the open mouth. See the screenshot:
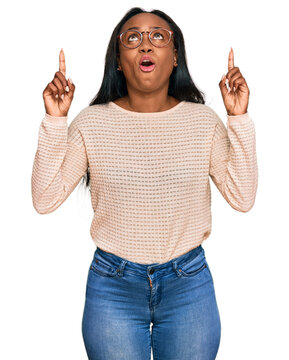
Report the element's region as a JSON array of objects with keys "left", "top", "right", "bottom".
[{"left": 139, "top": 61, "right": 156, "bottom": 72}]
